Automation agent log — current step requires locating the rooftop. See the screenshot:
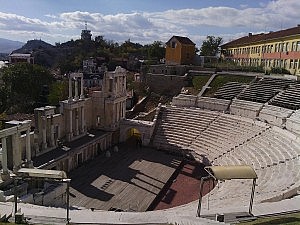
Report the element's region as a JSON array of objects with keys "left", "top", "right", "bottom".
[
  {"left": 222, "top": 25, "right": 300, "bottom": 48},
  {"left": 166, "top": 36, "right": 195, "bottom": 46}
]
